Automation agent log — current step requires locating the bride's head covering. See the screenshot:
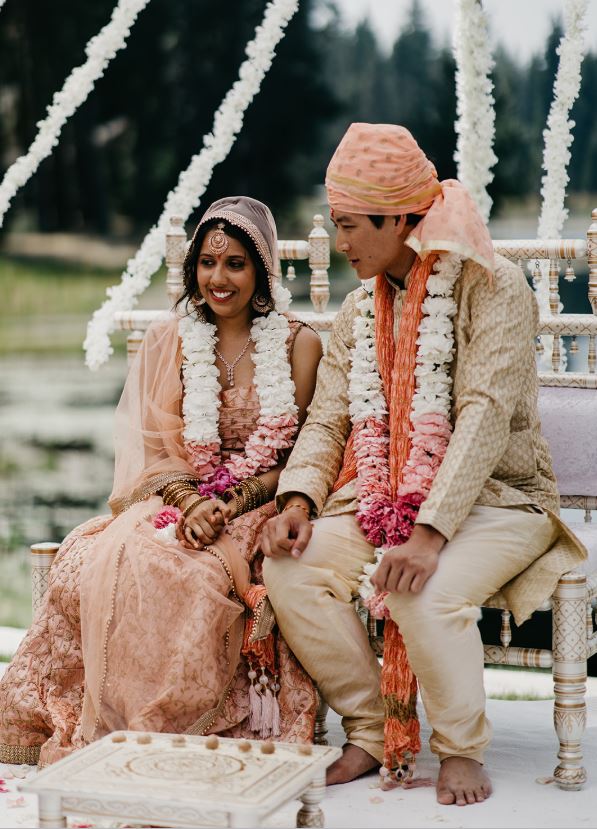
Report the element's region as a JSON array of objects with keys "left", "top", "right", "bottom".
[
  {"left": 184, "top": 196, "right": 290, "bottom": 312},
  {"left": 109, "top": 196, "right": 292, "bottom": 517}
]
